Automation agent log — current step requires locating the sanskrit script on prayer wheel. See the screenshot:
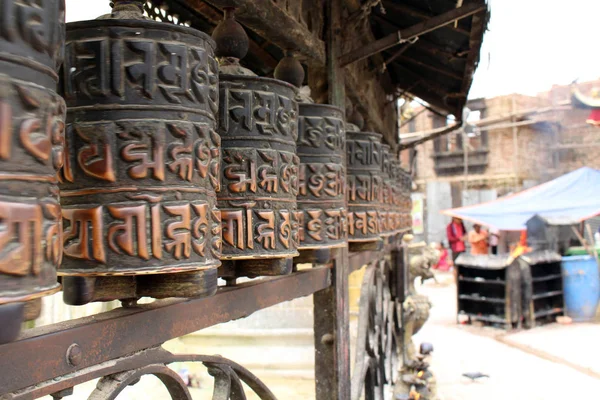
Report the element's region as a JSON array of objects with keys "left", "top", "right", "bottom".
[
  {"left": 347, "top": 131, "right": 383, "bottom": 246},
  {"left": 214, "top": 9, "right": 299, "bottom": 278},
  {"left": 217, "top": 75, "right": 299, "bottom": 270},
  {"left": 296, "top": 103, "right": 347, "bottom": 251},
  {"left": 58, "top": 9, "right": 222, "bottom": 304},
  {"left": 0, "top": 0, "right": 65, "bottom": 343},
  {"left": 380, "top": 144, "right": 395, "bottom": 238},
  {"left": 399, "top": 166, "right": 413, "bottom": 231}
]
